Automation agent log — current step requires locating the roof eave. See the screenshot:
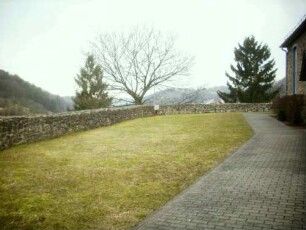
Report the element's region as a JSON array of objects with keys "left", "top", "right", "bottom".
[{"left": 280, "top": 17, "right": 306, "bottom": 48}]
